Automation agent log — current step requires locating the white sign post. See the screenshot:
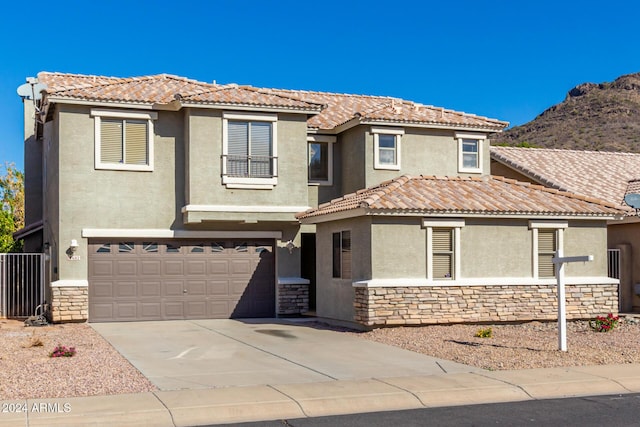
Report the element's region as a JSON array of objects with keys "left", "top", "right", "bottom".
[{"left": 552, "top": 250, "right": 593, "bottom": 352}]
